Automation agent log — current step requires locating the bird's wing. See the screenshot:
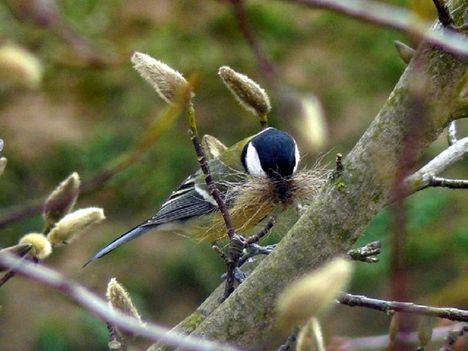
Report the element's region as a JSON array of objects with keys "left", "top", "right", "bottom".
[
  {"left": 142, "top": 175, "right": 219, "bottom": 226},
  {"left": 84, "top": 176, "right": 220, "bottom": 265}
]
